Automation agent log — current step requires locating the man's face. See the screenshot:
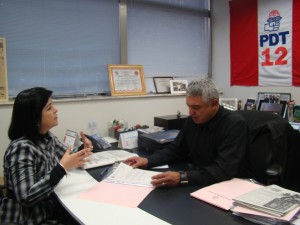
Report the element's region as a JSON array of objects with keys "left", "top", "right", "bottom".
[{"left": 186, "top": 95, "right": 219, "bottom": 124}]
